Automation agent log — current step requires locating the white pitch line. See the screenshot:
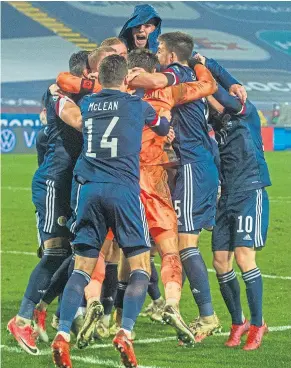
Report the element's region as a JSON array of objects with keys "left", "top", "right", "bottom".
[
  {"left": 1, "top": 186, "right": 31, "bottom": 191},
  {"left": 0, "top": 250, "right": 37, "bottom": 256},
  {"left": 154, "top": 262, "right": 291, "bottom": 280},
  {"left": 205, "top": 267, "right": 291, "bottom": 281},
  {"left": 1, "top": 250, "right": 291, "bottom": 281},
  {"left": 269, "top": 196, "right": 291, "bottom": 200},
  {"left": 0, "top": 345, "right": 163, "bottom": 368},
  {"left": 72, "top": 355, "right": 163, "bottom": 368},
  {"left": 270, "top": 200, "right": 291, "bottom": 204},
  {"left": 1, "top": 325, "right": 290, "bottom": 362}
]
